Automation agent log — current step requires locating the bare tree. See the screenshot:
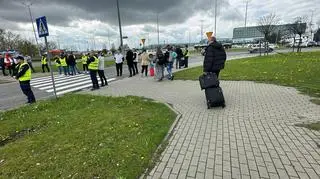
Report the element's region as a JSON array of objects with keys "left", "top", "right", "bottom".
[
  {"left": 288, "top": 16, "right": 307, "bottom": 53},
  {"left": 0, "top": 29, "right": 40, "bottom": 56},
  {"left": 256, "top": 13, "right": 279, "bottom": 55}
]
